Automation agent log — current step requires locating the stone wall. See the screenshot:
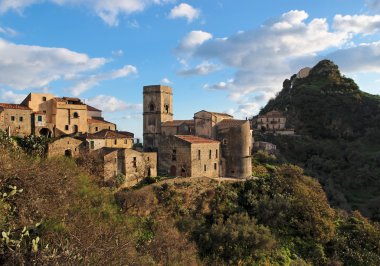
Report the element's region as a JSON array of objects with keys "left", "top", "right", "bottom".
[
  {"left": 47, "top": 137, "right": 84, "bottom": 158},
  {"left": 0, "top": 109, "right": 33, "bottom": 137}
]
